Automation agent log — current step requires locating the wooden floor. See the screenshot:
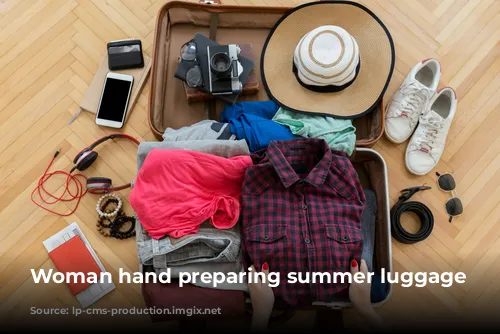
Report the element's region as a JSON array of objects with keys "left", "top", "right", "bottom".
[{"left": 0, "top": 0, "right": 499, "bottom": 330}]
